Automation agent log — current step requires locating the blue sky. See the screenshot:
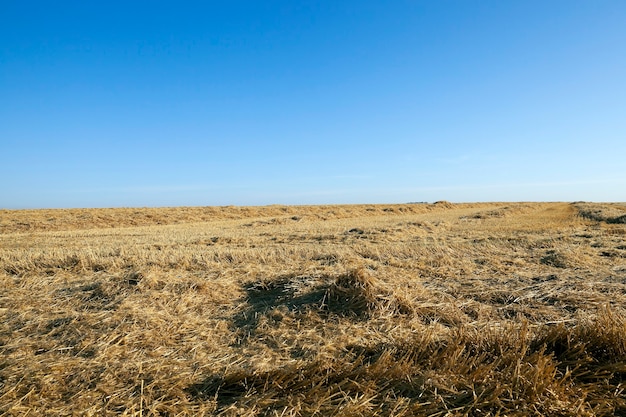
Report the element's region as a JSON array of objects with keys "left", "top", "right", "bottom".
[{"left": 2, "top": 1, "right": 625, "bottom": 208}]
